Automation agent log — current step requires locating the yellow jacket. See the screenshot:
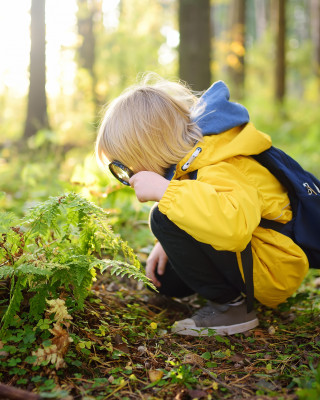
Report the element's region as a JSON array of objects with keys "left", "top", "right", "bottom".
[{"left": 158, "top": 123, "right": 309, "bottom": 308}]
